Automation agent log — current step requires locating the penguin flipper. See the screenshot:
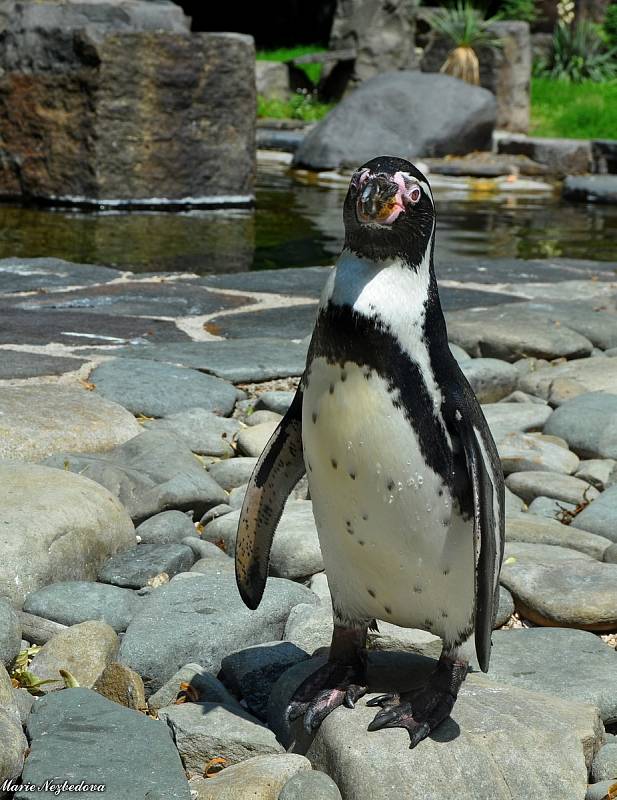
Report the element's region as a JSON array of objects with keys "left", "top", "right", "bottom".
[{"left": 235, "top": 388, "right": 305, "bottom": 610}]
